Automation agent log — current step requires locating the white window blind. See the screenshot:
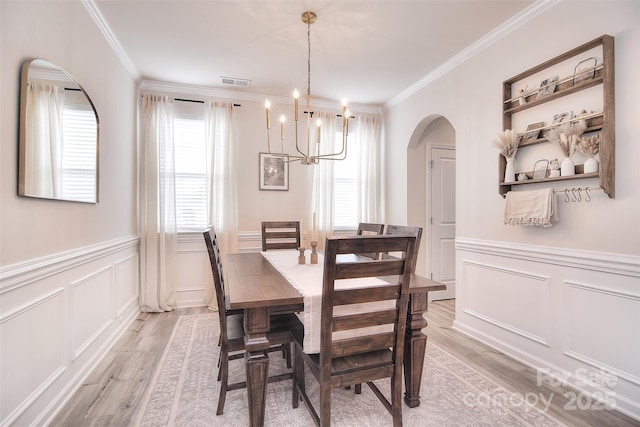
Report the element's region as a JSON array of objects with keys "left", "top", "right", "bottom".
[
  {"left": 174, "top": 112, "right": 207, "bottom": 231},
  {"left": 61, "top": 102, "right": 97, "bottom": 202},
  {"left": 333, "top": 130, "right": 359, "bottom": 230}
]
